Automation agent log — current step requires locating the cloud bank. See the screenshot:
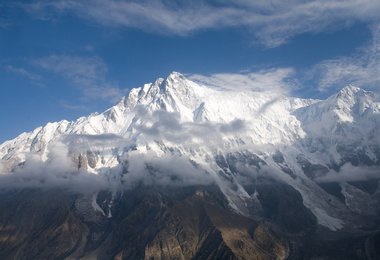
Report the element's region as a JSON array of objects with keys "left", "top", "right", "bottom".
[
  {"left": 316, "top": 163, "right": 380, "bottom": 183},
  {"left": 0, "top": 141, "right": 109, "bottom": 192},
  {"left": 0, "top": 109, "right": 248, "bottom": 191},
  {"left": 132, "top": 106, "right": 247, "bottom": 146},
  {"left": 122, "top": 151, "right": 213, "bottom": 188},
  {"left": 1, "top": 106, "right": 379, "bottom": 193}
]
